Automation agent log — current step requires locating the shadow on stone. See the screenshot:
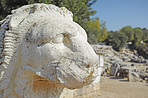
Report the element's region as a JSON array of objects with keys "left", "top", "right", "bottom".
[
  {"left": 119, "top": 80, "right": 128, "bottom": 82},
  {"left": 110, "top": 77, "right": 122, "bottom": 79}
]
